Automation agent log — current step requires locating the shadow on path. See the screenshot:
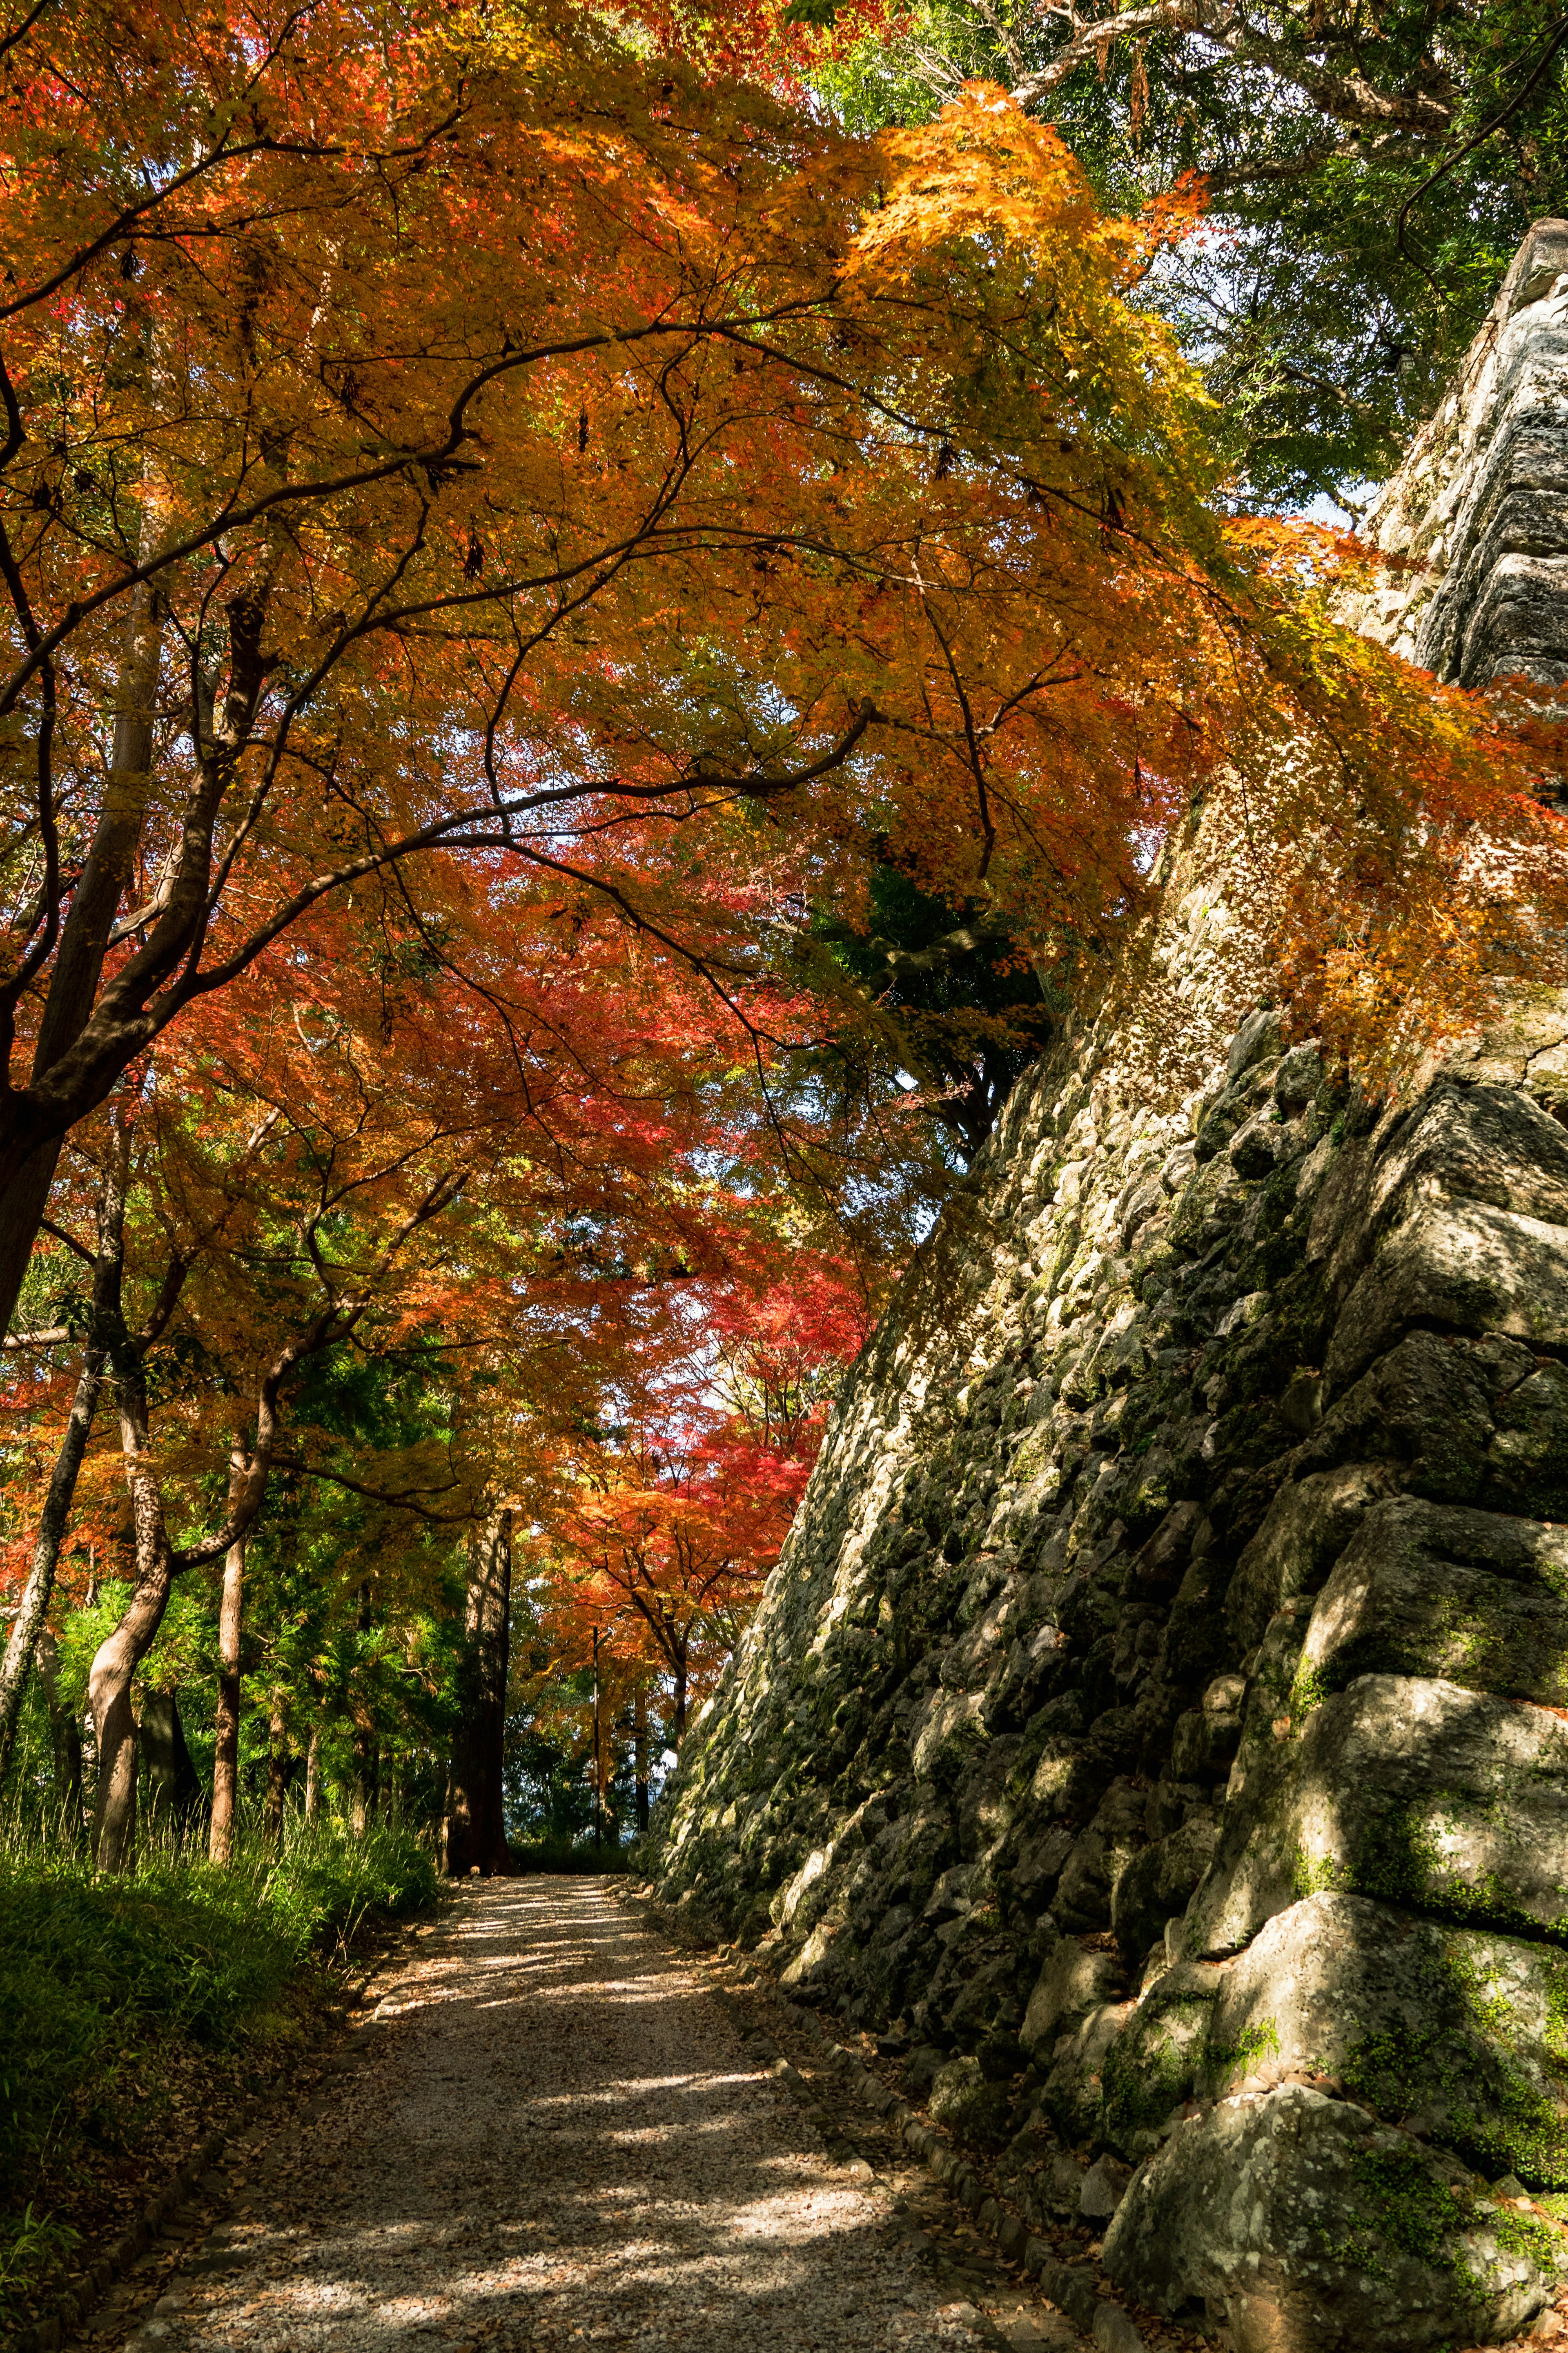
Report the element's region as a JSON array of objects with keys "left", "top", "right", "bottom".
[{"left": 109, "top": 1876, "right": 1009, "bottom": 2353}]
